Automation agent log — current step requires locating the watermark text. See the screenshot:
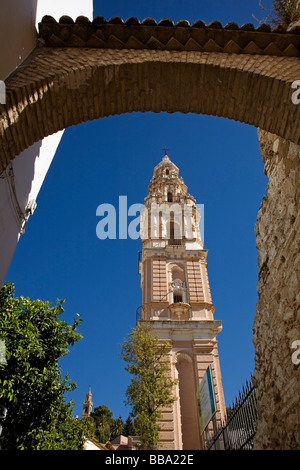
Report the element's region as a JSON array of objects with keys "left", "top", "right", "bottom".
[
  {"left": 0, "top": 340, "right": 6, "bottom": 365},
  {"left": 0, "top": 81, "right": 5, "bottom": 104},
  {"left": 291, "top": 80, "right": 300, "bottom": 105},
  {"left": 291, "top": 340, "right": 300, "bottom": 365},
  {"left": 96, "top": 196, "right": 204, "bottom": 242}
]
